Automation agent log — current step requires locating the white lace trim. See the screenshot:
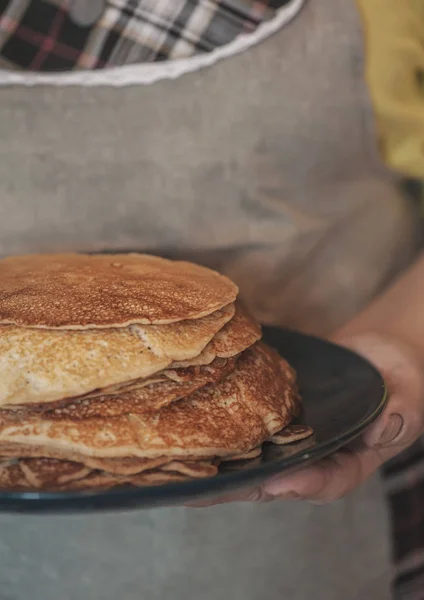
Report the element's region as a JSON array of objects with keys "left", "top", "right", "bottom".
[{"left": 0, "top": 0, "right": 304, "bottom": 87}]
